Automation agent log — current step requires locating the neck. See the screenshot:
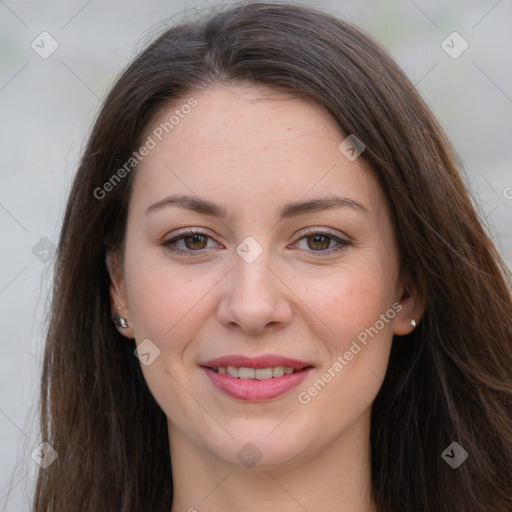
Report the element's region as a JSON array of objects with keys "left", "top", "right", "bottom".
[{"left": 169, "top": 410, "right": 376, "bottom": 512}]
